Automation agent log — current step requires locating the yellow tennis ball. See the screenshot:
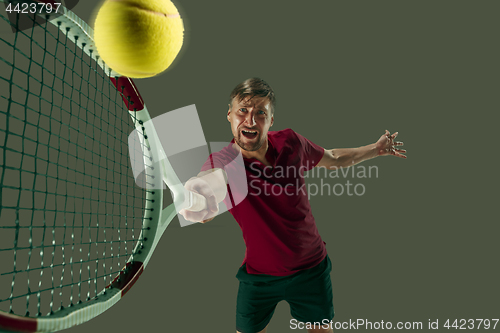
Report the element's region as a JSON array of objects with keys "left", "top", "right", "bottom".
[{"left": 93, "top": 0, "right": 184, "bottom": 78}]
